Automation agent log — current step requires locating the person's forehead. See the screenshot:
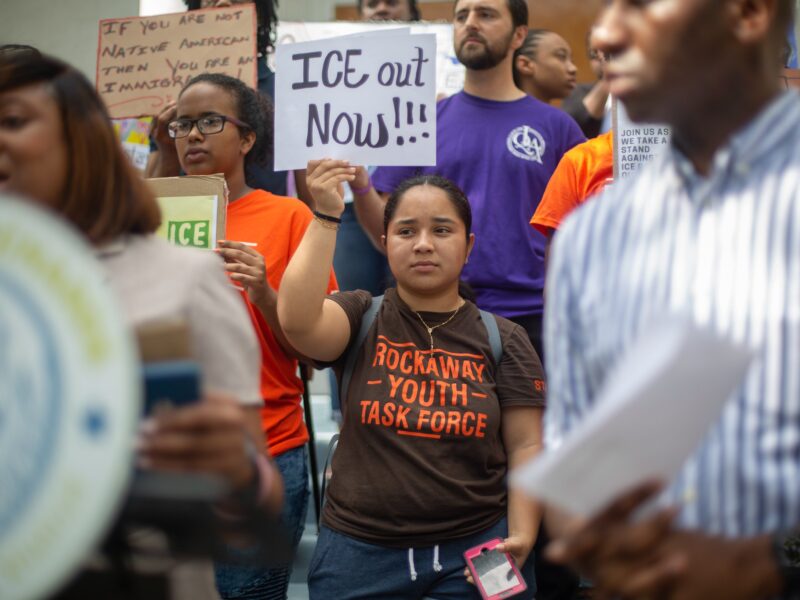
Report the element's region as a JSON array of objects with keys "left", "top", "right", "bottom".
[
  {"left": 0, "top": 83, "right": 56, "bottom": 112},
  {"left": 540, "top": 32, "right": 568, "bottom": 49},
  {"left": 396, "top": 186, "right": 457, "bottom": 214},
  {"left": 177, "top": 82, "right": 237, "bottom": 115}
]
